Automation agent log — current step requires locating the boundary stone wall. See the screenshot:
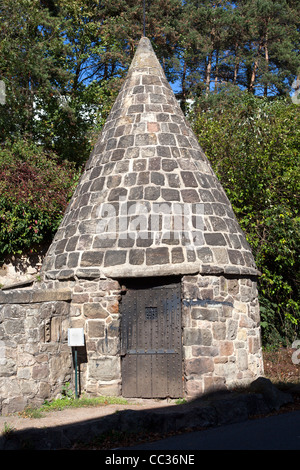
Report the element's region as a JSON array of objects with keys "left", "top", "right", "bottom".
[{"left": 0, "top": 289, "right": 72, "bottom": 415}]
